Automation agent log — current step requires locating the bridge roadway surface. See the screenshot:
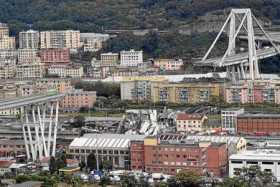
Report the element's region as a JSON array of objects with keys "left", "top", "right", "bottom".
[
  {"left": 0, "top": 93, "right": 65, "bottom": 110},
  {"left": 195, "top": 46, "right": 279, "bottom": 66},
  {"left": 238, "top": 32, "right": 280, "bottom": 43}
]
